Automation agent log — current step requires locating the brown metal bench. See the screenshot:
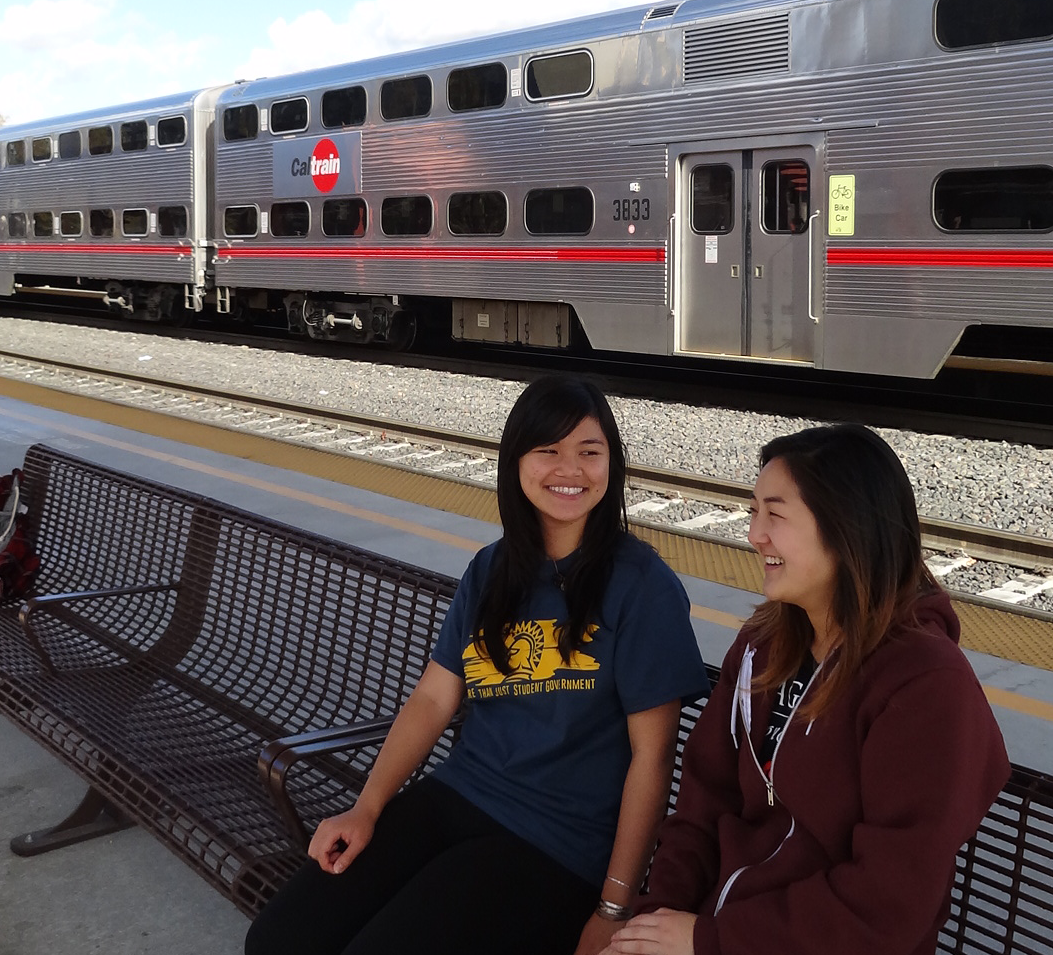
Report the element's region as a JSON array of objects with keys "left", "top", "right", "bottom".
[
  {"left": 0, "top": 443, "right": 458, "bottom": 915},
  {"left": 265, "top": 679, "right": 1053, "bottom": 954}
]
